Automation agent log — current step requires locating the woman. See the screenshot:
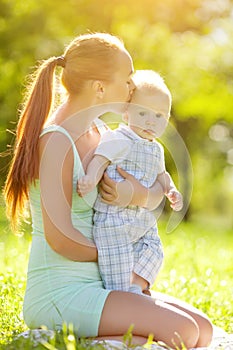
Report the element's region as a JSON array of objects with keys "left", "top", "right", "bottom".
[{"left": 4, "top": 32, "right": 213, "bottom": 348}]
